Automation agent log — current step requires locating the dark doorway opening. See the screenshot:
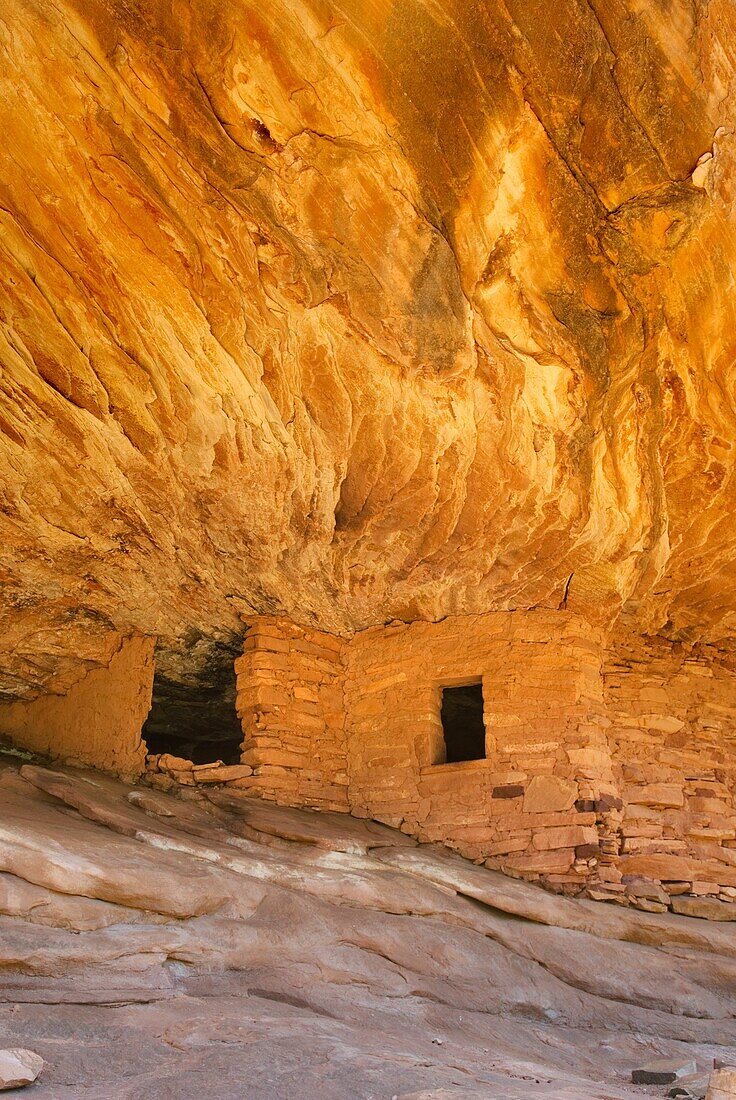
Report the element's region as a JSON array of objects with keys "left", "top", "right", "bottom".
[
  {"left": 143, "top": 633, "right": 243, "bottom": 765},
  {"left": 440, "top": 682, "right": 485, "bottom": 763}
]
